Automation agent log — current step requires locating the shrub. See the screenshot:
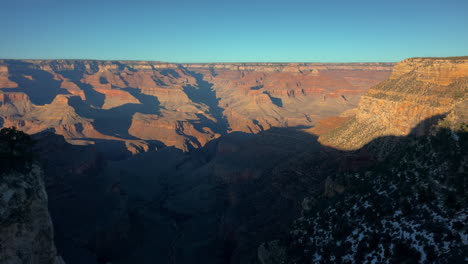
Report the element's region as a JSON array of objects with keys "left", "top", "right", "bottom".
[{"left": 0, "top": 127, "right": 36, "bottom": 174}]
